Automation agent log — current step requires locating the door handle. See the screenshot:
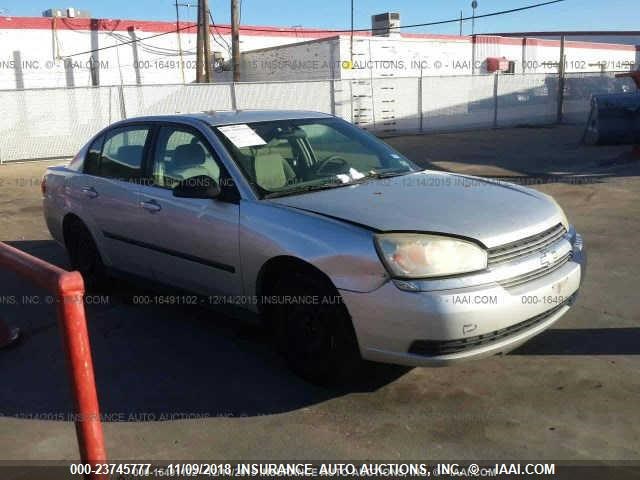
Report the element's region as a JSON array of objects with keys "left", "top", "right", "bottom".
[
  {"left": 140, "top": 199, "right": 162, "bottom": 213},
  {"left": 81, "top": 186, "right": 98, "bottom": 199}
]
